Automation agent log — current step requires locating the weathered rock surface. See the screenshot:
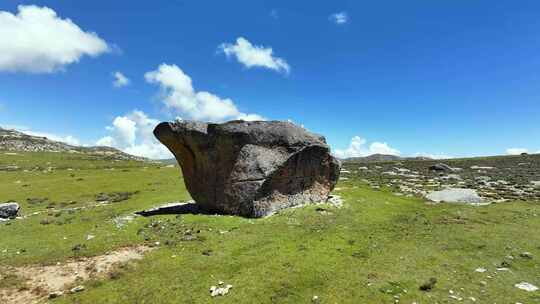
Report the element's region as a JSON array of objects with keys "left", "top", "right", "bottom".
[
  {"left": 154, "top": 120, "right": 341, "bottom": 217},
  {"left": 0, "top": 202, "right": 20, "bottom": 219},
  {"left": 426, "top": 188, "right": 485, "bottom": 204},
  {"left": 429, "top": 163, "right": 454, "bottom": 172}
]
